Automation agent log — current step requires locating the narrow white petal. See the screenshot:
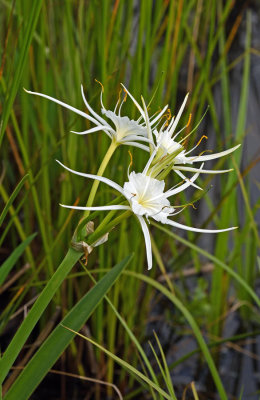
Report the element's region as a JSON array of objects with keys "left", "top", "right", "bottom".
[
  {"left": 120, "top": 84, "right": 145, "bottom": 119},
  {"left": 136, "top": 216, "right": 153, "bottom": 270},
  {"left": 120, "top": 135, "right": 153, "bottom": 144},
  {"left": 80, "top": 84, "right": 111, "bottom": 127},
  {"left": 169, "top": 93, "right": 189, "bottom": 136},
  {"left": 71, "top": 125, "right": 114, "bottom": 135},
  {"left": 24, "top": 88, "right": 99, "bottom": 125},
  {"left": 142, "top": 147, "right": 159, "bottom": 175},
  {"left": 185, "top": 144, "right": 241, "bottom": 162},
  {"left": 165, "top": 218, "right": 237, "bottom": 233},
  {"left": 150, "top": 104, "right": 169, "bottom": 126},
  {"left": 122, "top": 142, "right": 150, "bottom": 151},
  {"left": 173, "top": 166, "right": 233, "bottom": 174},
  {"left": 141, "top": 96, "right": 154, "bottom": 148},
  {"left": 56, "top": 160, "right": 124, "bottom": 195},
  {"left": 166, "top": 163, "right": 204, "bottom": 197},
  {"left": 174, "top": 169, "right": 202, "bottom": 190},
  {"left": 60, "top": 204, "right": 130, "bottom": 211}
]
